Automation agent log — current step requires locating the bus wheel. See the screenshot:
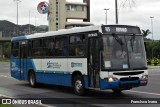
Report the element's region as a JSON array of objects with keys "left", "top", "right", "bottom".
[
  {"left": 112, "top": 89, "right": 123, "bottom": 93},
  {"left": 29, "top": 71, "right": 37, "bottom": 88},
  {"left": 73, "top": 75, "right": 85, "bottom": 96}
]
